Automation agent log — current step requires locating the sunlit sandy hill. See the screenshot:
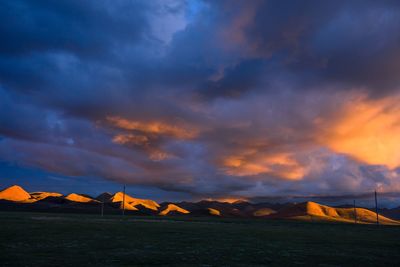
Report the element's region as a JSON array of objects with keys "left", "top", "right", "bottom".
[
  {"left": 108, "top": 192, "right": 160, "bottom": 211},
  {"left": 0, "top": 185, "right": 31, "bottom": 202},
  {"left": 65, "top": 193, "right": 97, "bottom": 203},
  {"left": 159, "top": 204, "right": 190, "bottom": 215},
  {"left": 208, "top": 208, "right": 221, "bottom": 216},
  {"left": 272, "top": 201, "right": 399, "bottom": 225}
]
